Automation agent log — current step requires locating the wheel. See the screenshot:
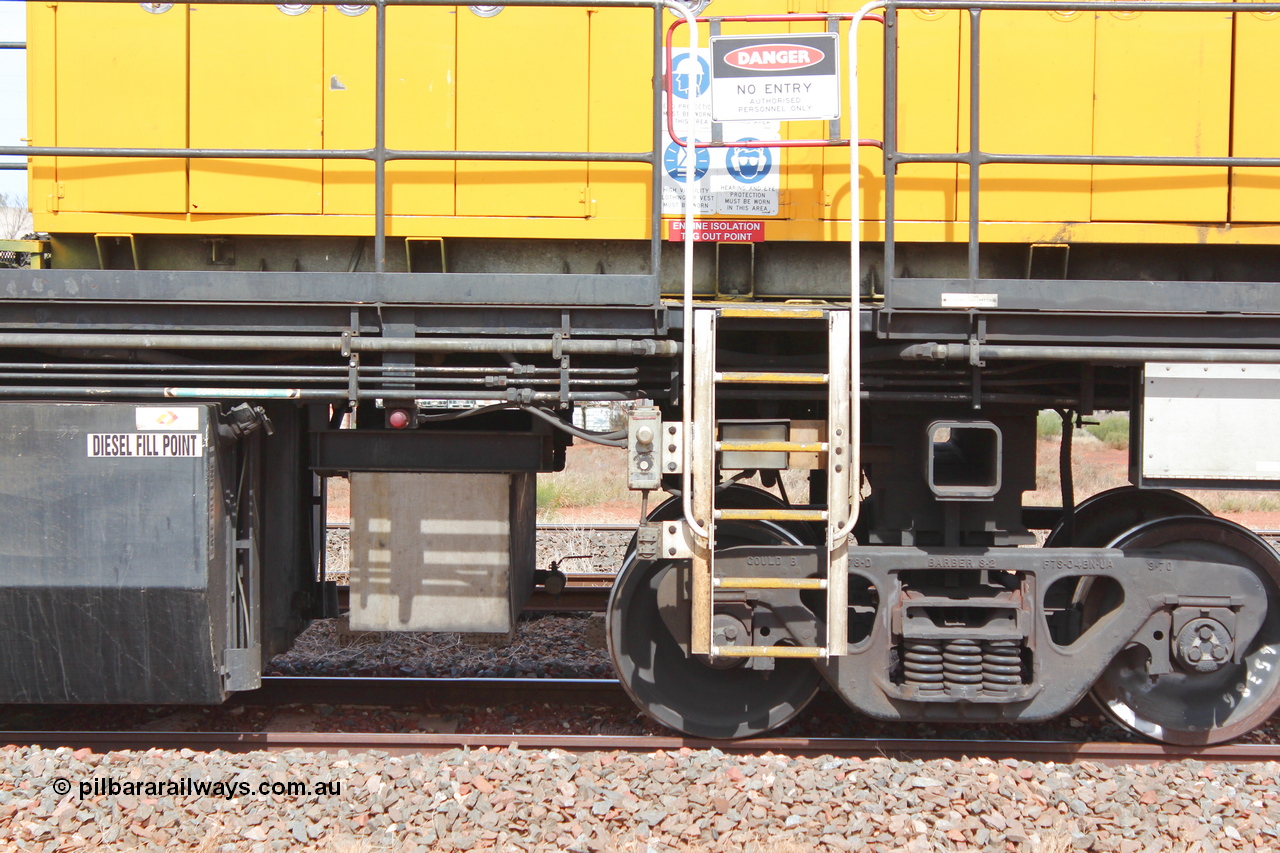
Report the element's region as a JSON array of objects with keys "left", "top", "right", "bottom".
[
  {"left": 1045, "top": 487, "right": 1213, "bottom": 629},
  {"left": 1089, "top": 516, "right": 1280, "bottom": 744},
  {"left": 607, "top": 512, "right": 822, "bottom": 739},
  {"left": 1044, "top": 486, "right": 1210, "bottom": 548}
]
